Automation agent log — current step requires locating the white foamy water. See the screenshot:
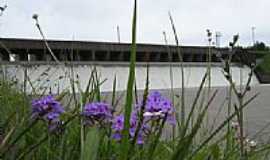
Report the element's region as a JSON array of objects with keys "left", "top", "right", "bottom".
[{"left": 2, "top": 63, "right": 259, "bottom": 93}]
